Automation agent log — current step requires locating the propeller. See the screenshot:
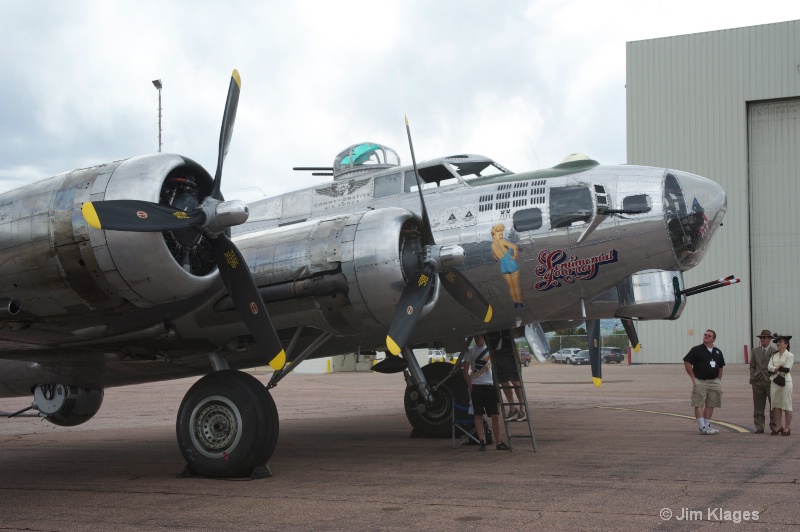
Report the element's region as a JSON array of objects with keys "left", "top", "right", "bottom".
[
  {"left": 385, "top": 117, "right": 492, "bottom": 355},
  {"left": 81, "top": 70, "right": 286, "bottom": 370},
  {"left": 586, "top": 319, "right": 602, "bottom": 387},
  {"left": 620, "top": 318, "right": 641, "bottom": 352}
]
